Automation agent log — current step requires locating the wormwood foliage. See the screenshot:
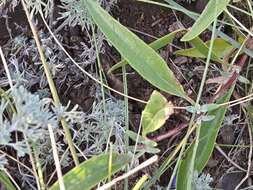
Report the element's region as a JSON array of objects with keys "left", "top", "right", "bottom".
[
  {"left": 192, "top": 172, "right": 213, "bottom": 190},
  {"left": 0, "top": 86, "right": 57, "bottom": 160}
]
